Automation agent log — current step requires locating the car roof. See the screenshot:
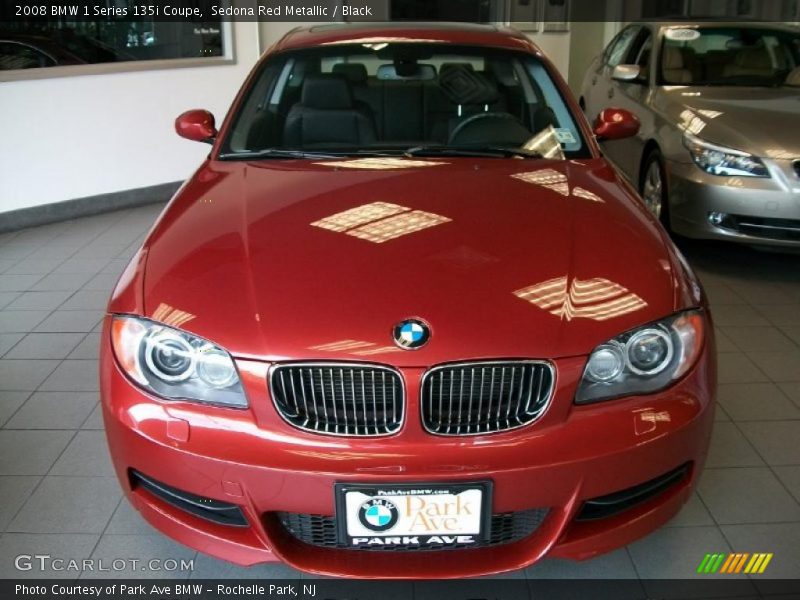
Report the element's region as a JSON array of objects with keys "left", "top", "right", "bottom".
[
  {"left": 633, "top": 19, "right": 800, "bottom": 32},
  {"left": 271, "top": 22, "right": 538, "bottom": 54}
]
